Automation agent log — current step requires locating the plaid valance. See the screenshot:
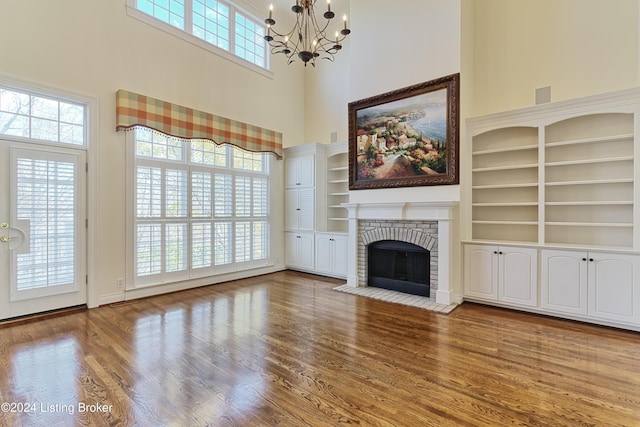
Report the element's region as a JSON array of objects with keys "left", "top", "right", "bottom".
[{"left": 116, "top": 89, "right": 283, "bottom": 159}]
